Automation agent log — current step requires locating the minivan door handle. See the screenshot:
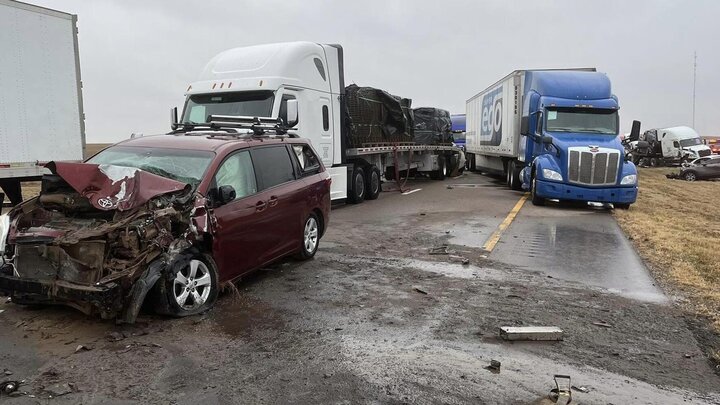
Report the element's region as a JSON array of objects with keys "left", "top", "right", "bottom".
[
  {"left": 268, "top": 196, "right": 279, "bottom": 207},
  {"left": 255, "top": 200, "right": 267, "bottom": 211}
]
